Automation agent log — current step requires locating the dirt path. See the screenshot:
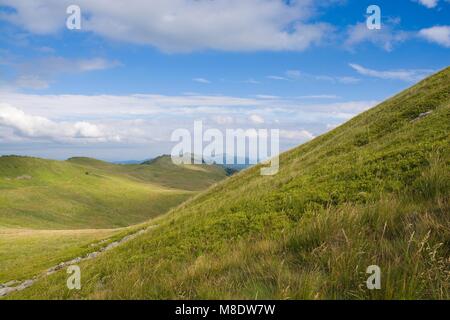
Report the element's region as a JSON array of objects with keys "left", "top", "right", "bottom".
[{"left": 0, "top": 225, "right": 155, "bottom": 297}]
